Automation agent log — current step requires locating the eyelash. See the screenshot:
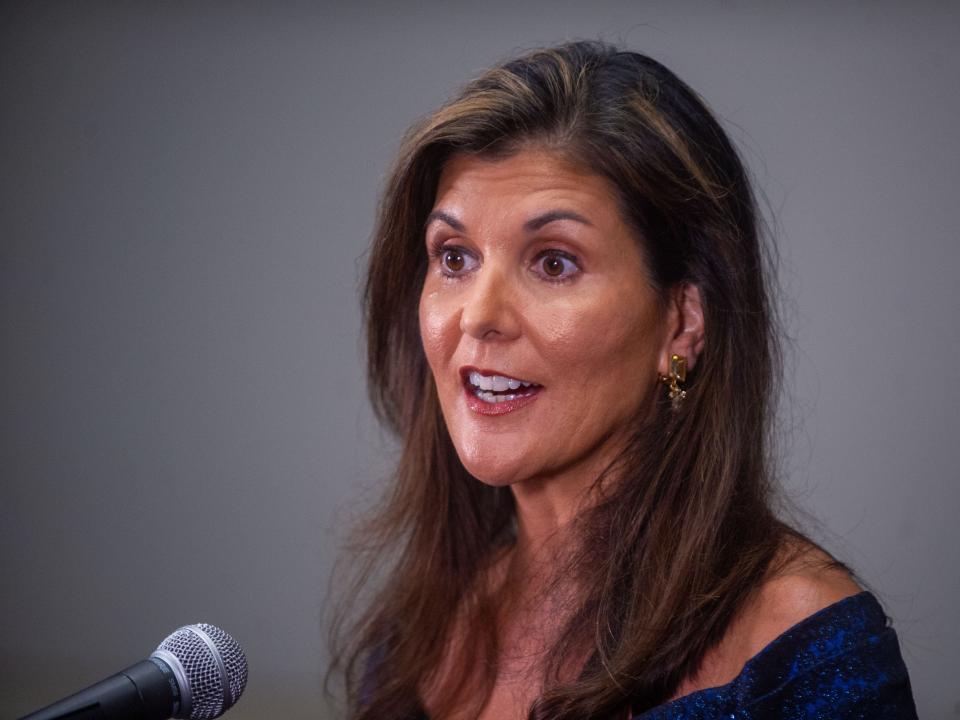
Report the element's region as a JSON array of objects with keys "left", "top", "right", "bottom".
[
  {"left": 426, "top": 237, "right": 460, "bottom": 266},
  {"left": 427, "top": 239, "right": 581, "bottom": 284}
]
